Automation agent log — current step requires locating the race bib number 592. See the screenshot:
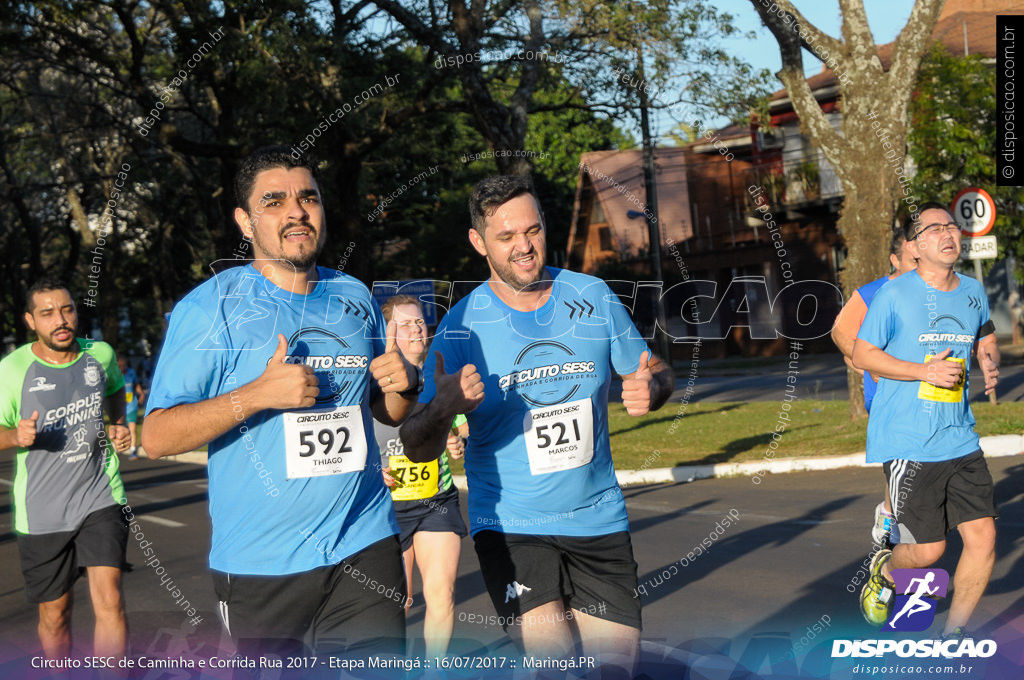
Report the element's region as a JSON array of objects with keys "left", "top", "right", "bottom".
[{"left": 284, "top": 407, "right": 367, "bottom": 479}]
